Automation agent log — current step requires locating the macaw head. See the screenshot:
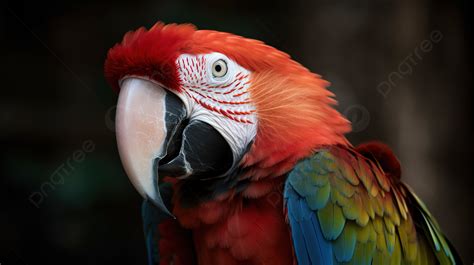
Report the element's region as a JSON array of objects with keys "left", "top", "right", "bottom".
[{"left": 105, "top": 23, "right": 350, "bottom": 215}]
